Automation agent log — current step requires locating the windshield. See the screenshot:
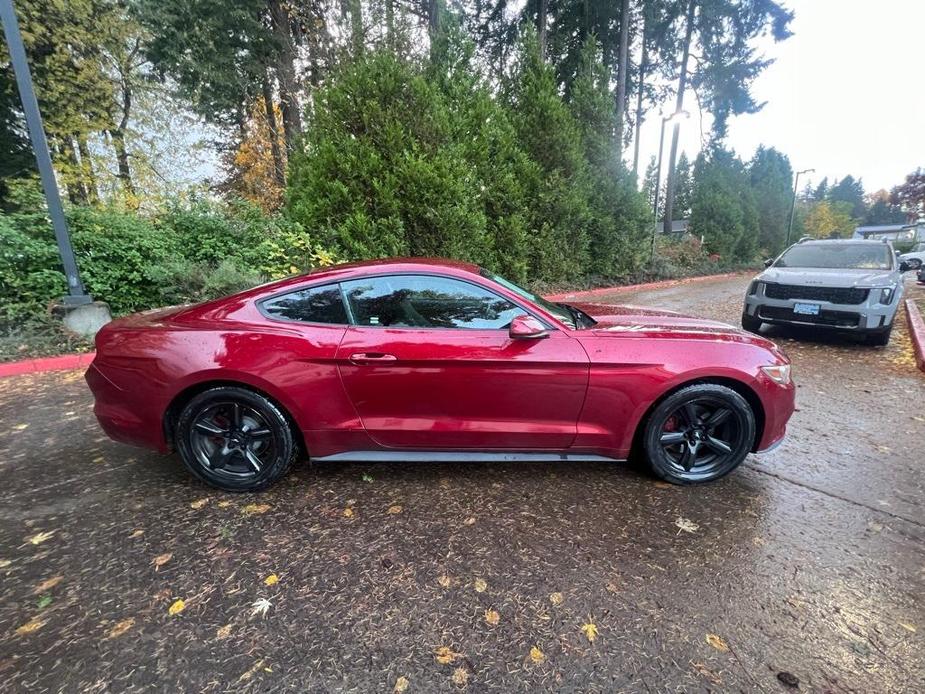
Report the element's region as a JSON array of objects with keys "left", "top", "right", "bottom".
[
  {"left": 775, "top": 244, "right": 893, "bottom": 270},
  {"left": 482, "top": 271, "right": 580, "bottom": 328}
]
